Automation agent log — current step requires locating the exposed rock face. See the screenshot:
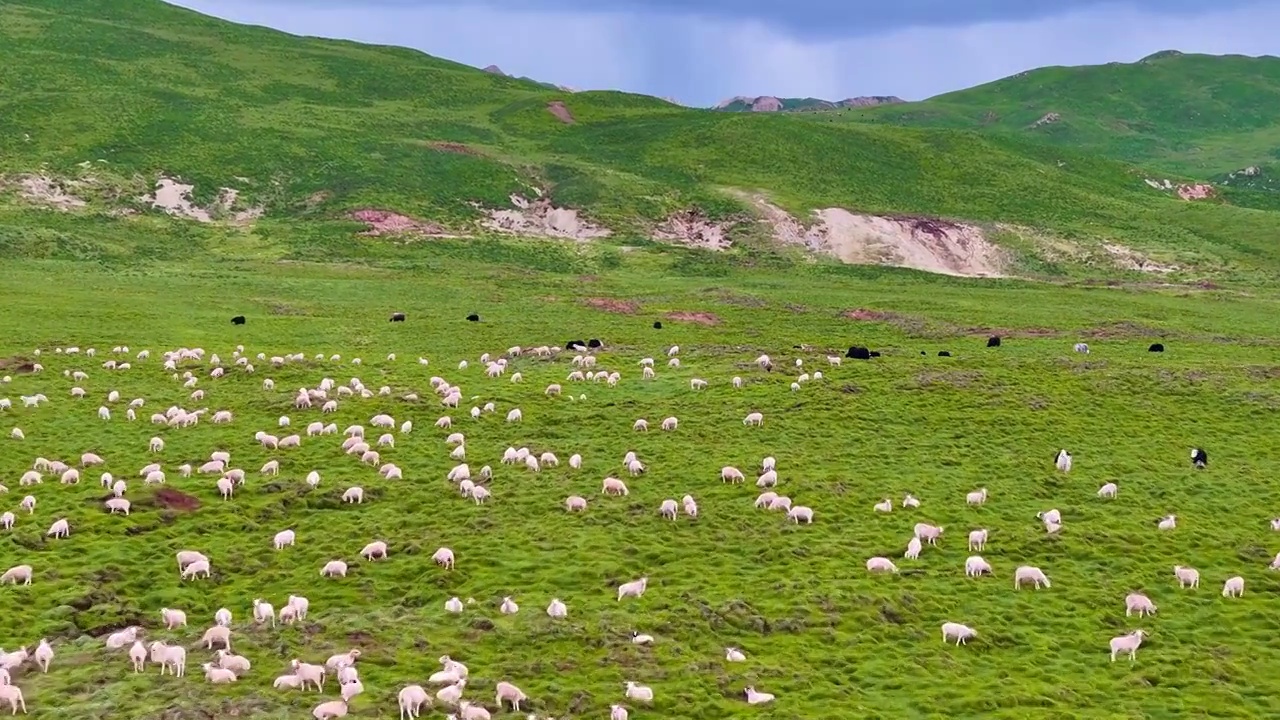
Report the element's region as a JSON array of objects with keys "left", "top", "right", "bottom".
[
  {"left": 837, "top": 96, "right": 905, "bottom": 107},
  {"left": 349, "top": 209, "right": 446, "bottom": 237},
  {"left": 480, "top": 193, "right": 612, "bottom": 240},
  {"left": 1031, "top": 112, "right": 1061, "bottom": 128},
  {"left": 713, "top": 95, "right": 905, "bottom": 111},
  {"left": 482, "top": 64, "right": 505, "bottom": 75},
  {"left": 651, "top": 209, "right": 733, "bottom": 250},
  {"left": 546, "top": 101, "right": 575, "bottom": 124},
  {"left": 750, "top": 96, "right": 784, "bottom": 112}
]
